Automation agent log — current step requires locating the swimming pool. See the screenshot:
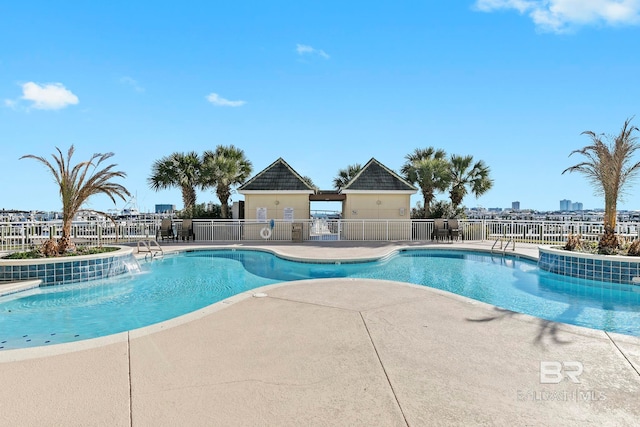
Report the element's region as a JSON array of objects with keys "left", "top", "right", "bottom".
[{"left": 1, "top": 248, "right": 639, "bottom": 350}]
